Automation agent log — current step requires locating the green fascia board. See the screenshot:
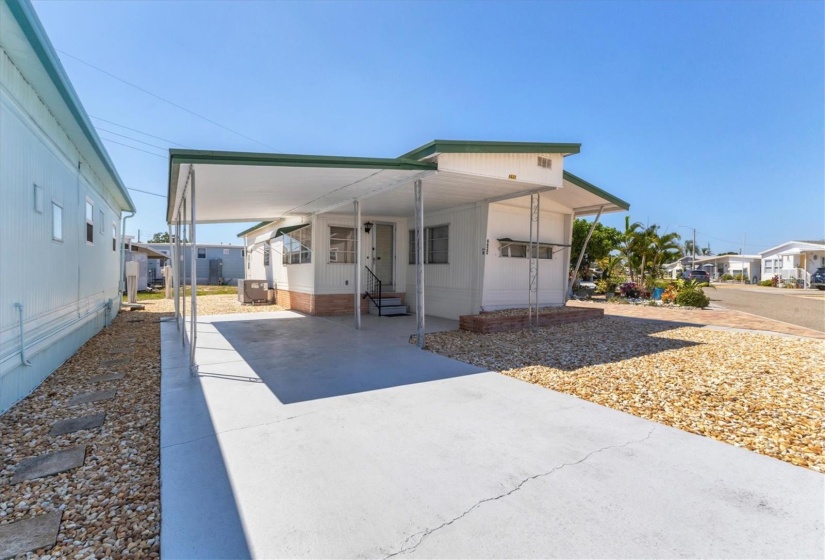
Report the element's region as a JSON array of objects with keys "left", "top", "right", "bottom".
[
  {"left": 237, "top": 221, "right": 273, "bottom": 238},
  {"left": 399, "top": 140, "right": 582, "bottom": 161},
  {"left": 6, "top": 0, "right": 135, "bottom": 213},
  {"left": 167, "top": 149, "right": 436, "bottom": 222},
  {"left": 563, "top": 171, "right": 630, "bottom": 211},
  {"left": 274, "top": 224, "right": 309, "bottom": 238}
]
